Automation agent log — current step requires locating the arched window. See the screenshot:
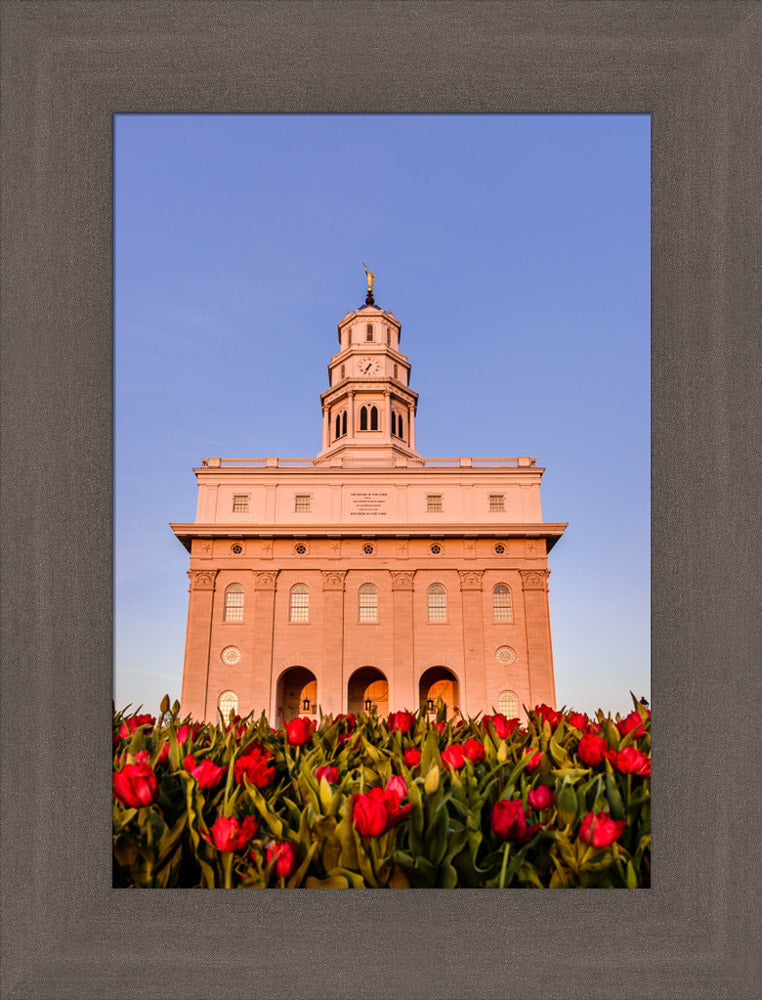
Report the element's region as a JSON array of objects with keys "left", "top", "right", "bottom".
[
  {"left": 223, "top": 583, "right": 244, "bottom": 622},
  {"left": 493, "top": 584, "right": 512, "bottom": 622},
  {"left": 498, "top": 690, "right": 519, "bottom": 718},
  {"left": 370, "top": 405, "right": 378, "bottom": 430},
  {"left": 391, "top": 412, "right": 398, "bottom": 437},
  {"left": 398, "top": 414, "right": 405, "bottom": 439},
  {"left": 360, "top": 406, "right": 368, "bottom": 431},
  {"left": 428, "top": 584, "right": 447, "bottom": 622},
  {"left": 335, "top": 413, "right": 341, "bottom": 438},
  {"left": 218, "top": 690, "right": 239, "bottom": 721},
  {"left": 342, "top": 410, "right": 347, "bottom": 435},
  {"left": 289, "top": 584, "right": 309, "bottom": 622},
  {"left": 358, "top": 583, "right": 378, "bottom": 622}
]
